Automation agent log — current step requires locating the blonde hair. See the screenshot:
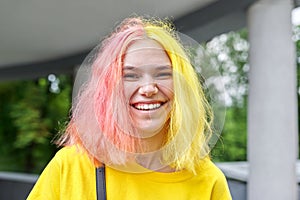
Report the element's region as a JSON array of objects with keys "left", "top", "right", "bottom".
[{"left": 144, "top": 22, "right": 213, "bottom": 172}]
